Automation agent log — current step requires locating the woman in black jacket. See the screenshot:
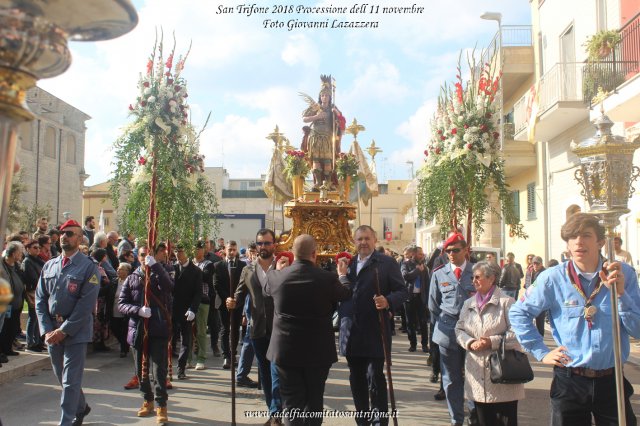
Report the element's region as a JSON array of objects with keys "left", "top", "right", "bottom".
[{"left": 22, "top": 240, "right": 45, "bottom": 352}]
